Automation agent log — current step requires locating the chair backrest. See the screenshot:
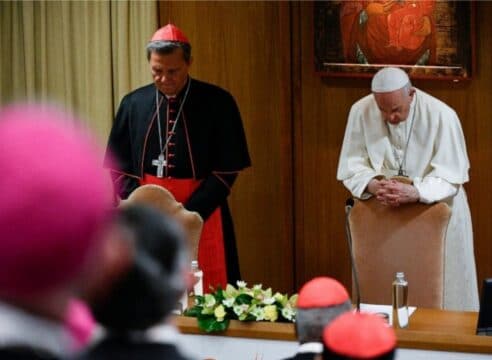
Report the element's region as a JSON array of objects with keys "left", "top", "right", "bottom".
[
  {"left": 120, "top": 184, "right": 203, "bottom": 261},
  {"left": 348, "top": 198, "right": 451, "bottom": 308}
]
